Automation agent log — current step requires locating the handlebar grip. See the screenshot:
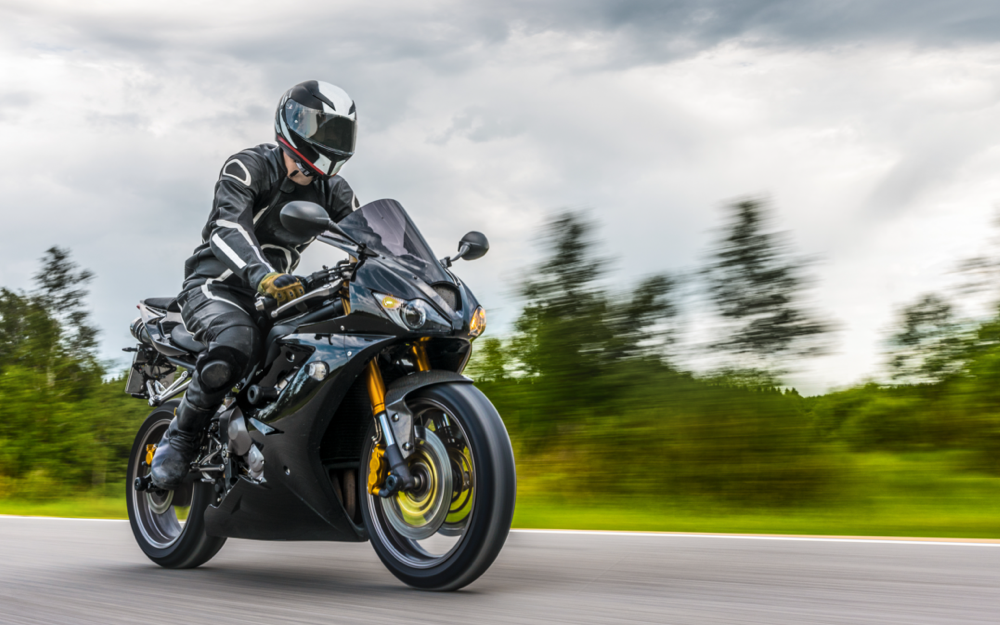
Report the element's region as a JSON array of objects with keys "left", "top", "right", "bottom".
[{"left": 255, "top": 296, "right": 277, "bottom": 312}]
